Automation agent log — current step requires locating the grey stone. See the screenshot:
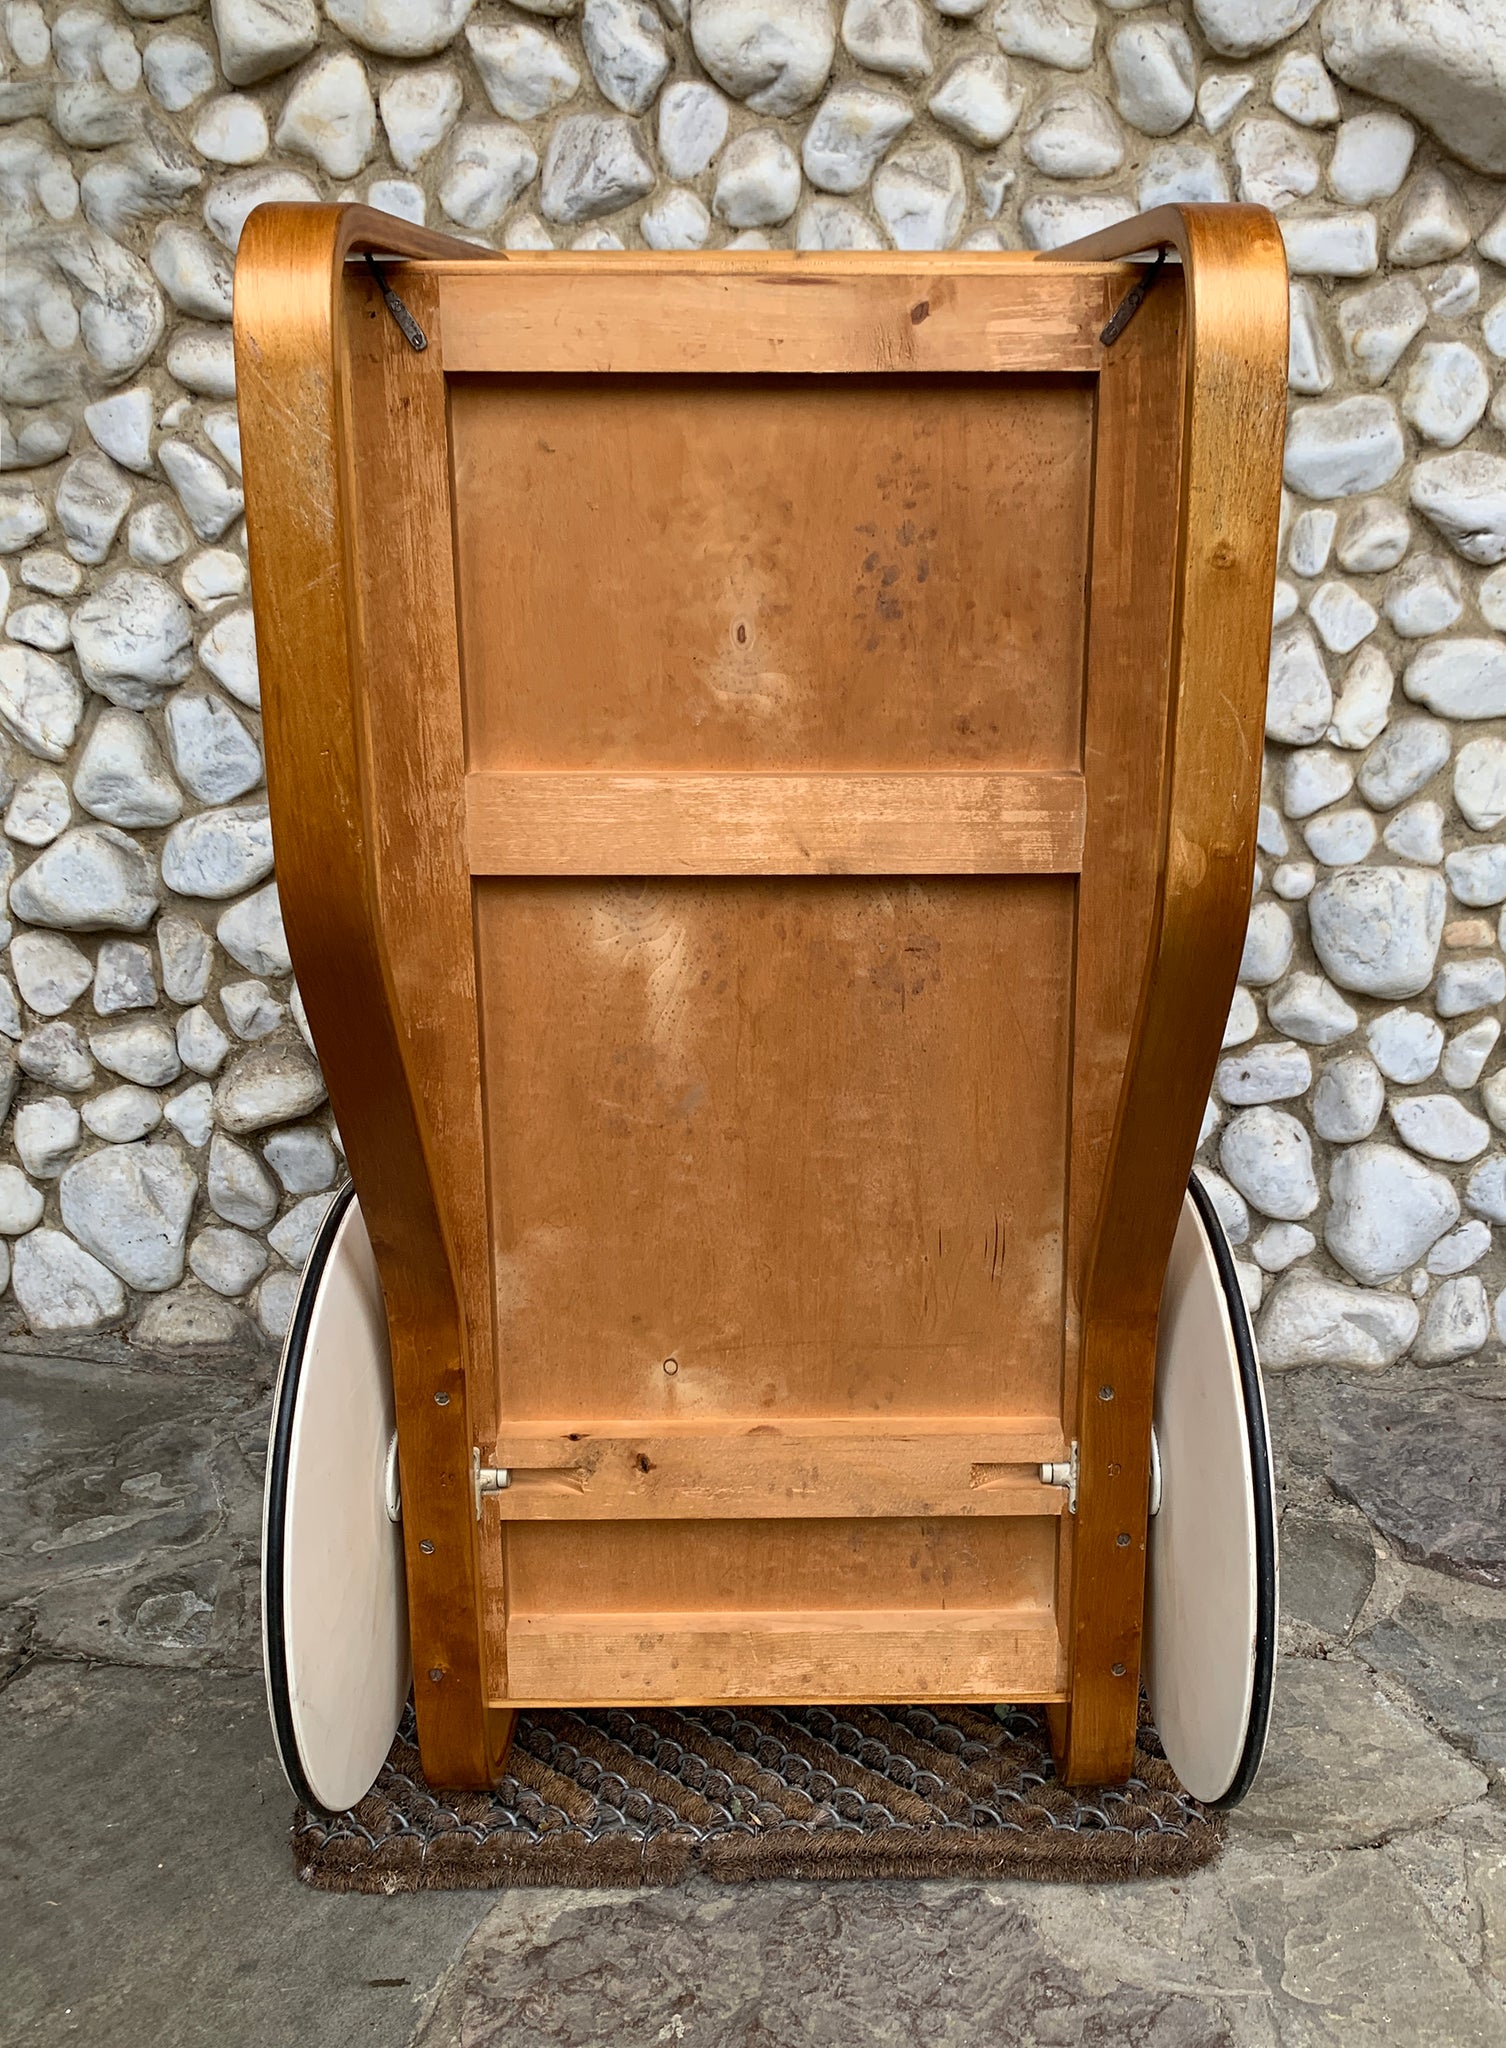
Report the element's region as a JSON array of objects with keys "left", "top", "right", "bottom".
[
  {"left": 163, "top": 1080, "right": 214, "bottom": 1149},
  {"left": 1192, "top": 0, "right": 1316, "bottom": 58},
  {"left": 213, "top": 1040, "right": 327, "bottom": 1134},
  {"left": 1307, "top": 866, "right": 1444, "bottom": 998},
  {"left": 1360, "top": 1582, "right": 1506, "bottom": 1767},
  {"left": 274, "top": 51, "right": 377, "bottom": 179},
  {"left": 60, "top": 1140, "right": 196, "bottom": 1291},
  {"left": 1279, "top": 1507, "right": 1375, "bottom": 1636},
  {"left": 1381, "top": 797, "right": 1445, "bottom": 862},
  {"left": 1284, "top": 744, "right": 1355, "bottom": 818},
  {"left": 1107, "top": 20, "right": 1193, "bottom": 135},
  {"left": 1437, "top": 956, "right": 1506, "bottom": 1016},
  {"left": 539, "top": 114, "right": 652, "bottom": 224},
  {"left": 202, "top": 167, "right": 321, "bottom": 251},
  {"left": 10, "top": 827, "right": 159, "bottom": 933},
  {"left": 128, "top": 503, "right": 191, "bottom": 570},
  {"left": 0, "top": 1163, "right": 43, "bottom": 1235},
  {"left": 254, "top": 1266, "right": 301, "bottom": 1339},
  {"left": 222, "top": 980, "right": 282, "bottom": 1040},
  {"left": 189, "top": 1223, "right": 268, "bottom": 1297},
  {"left": 157, "top": 915, "right": 212, "bottom": 1004},
  {"left": 580, "top": 0, "right": 669, "bottom": 114},
  {"left": 11, "top": 1227, "right": 125, "bottom": 1331},
  {"left": 1336, "top": 500, "right": 1411, "bottom": 575},
  {"left": 1325, "top": 1140, "right": 1459, "bottom": 1283},
  {"left": 1403, "top": 341, "right": 1489, "bottom": 447},
  {"left": 263, "top": 1125, "right": 335, "bottom": 1194},
  {"left": 992, "top": 0, "right": 1094, "bottom": 69},
  {"left": 267, "top": 1191, "right": 333, "bottom": 1271},
  {"left": 1259, "top": 1270, "right": 1418, "bottom": 1368},
  {"left": 325, "top": 0, "right": 475, "bottom": 56},
  {"left": 160, "top": 805, "right": 274, "bottom": 901},
  {"left": 157, "top": 442, "right": 243, "bottom": 544}
]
